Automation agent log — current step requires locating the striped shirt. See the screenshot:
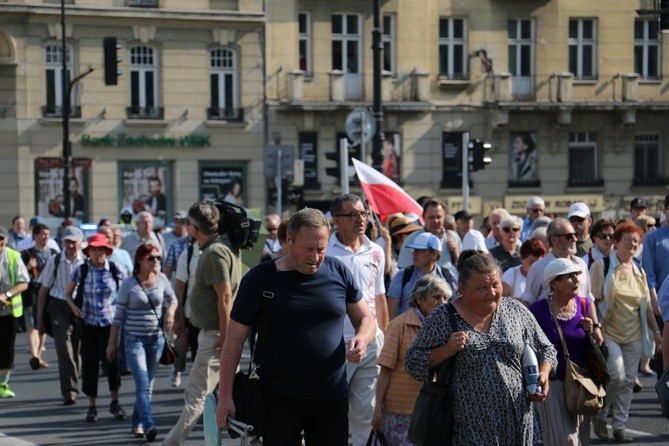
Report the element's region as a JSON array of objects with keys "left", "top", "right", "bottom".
[
  {"left": 70, "top": 260, "right": 121, "bottom": 327},
  {"left": 113, "top": 273, "right": 177, "bottom": 337}
]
